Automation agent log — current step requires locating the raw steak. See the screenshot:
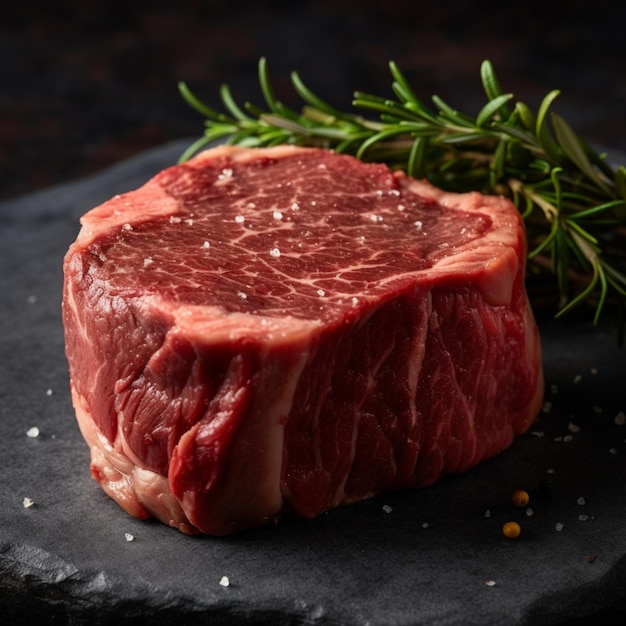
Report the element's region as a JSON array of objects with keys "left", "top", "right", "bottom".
[{"left": 62, "top": 145, "right": 544, "bottom": 536}]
